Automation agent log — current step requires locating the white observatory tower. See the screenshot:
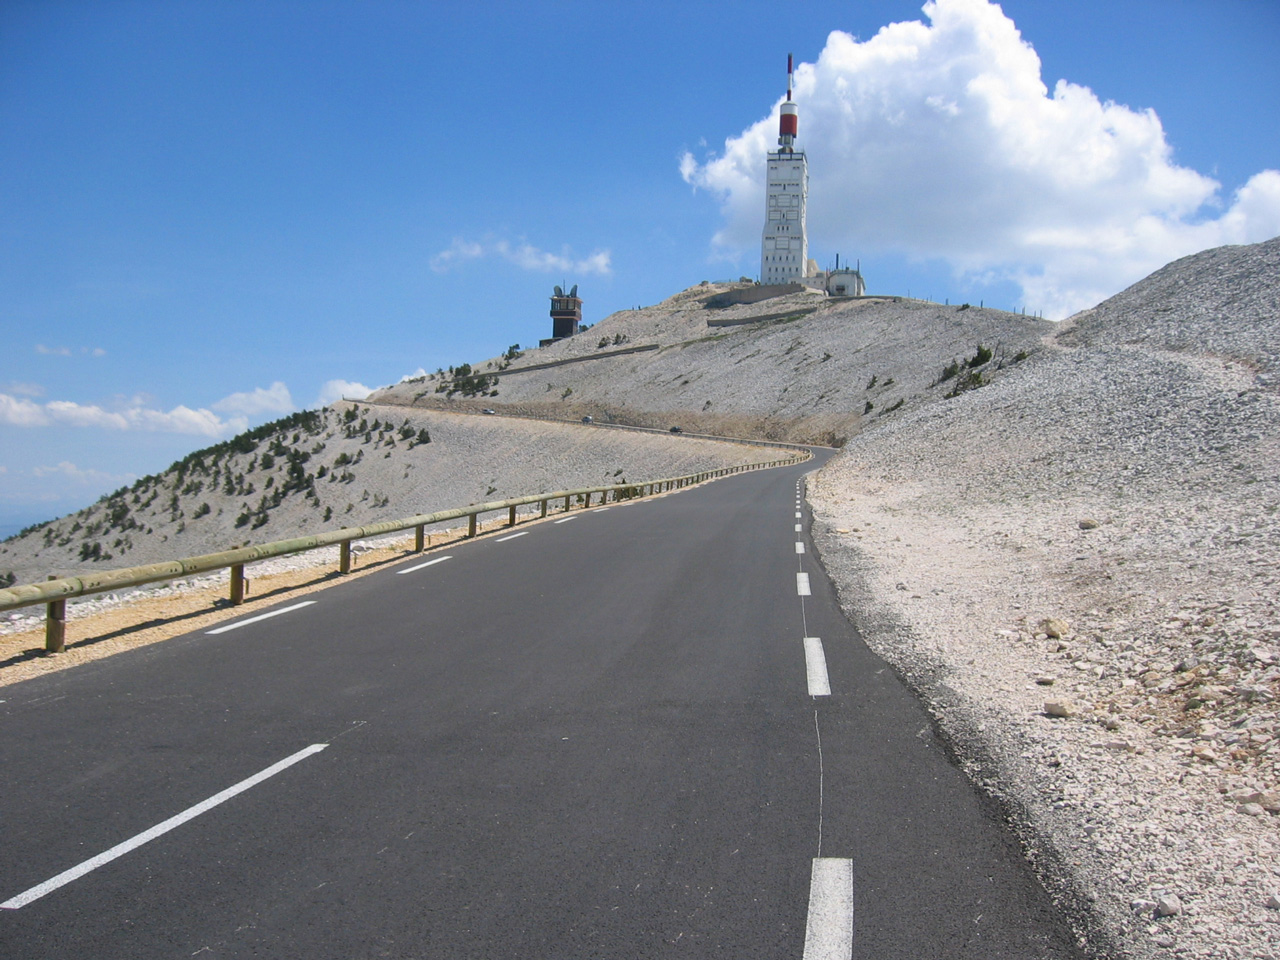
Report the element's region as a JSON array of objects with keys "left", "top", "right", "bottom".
[{"left": 760, "top": 54, "right": 809, "bottom": 284}]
